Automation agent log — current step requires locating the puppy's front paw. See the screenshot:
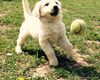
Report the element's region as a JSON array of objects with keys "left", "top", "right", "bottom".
[
  {"left": 15, "top": 46, "right": 23, "bottom": 54},
  {"left": 50, "top": 59, "right": 58, "bottom": 67}
]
